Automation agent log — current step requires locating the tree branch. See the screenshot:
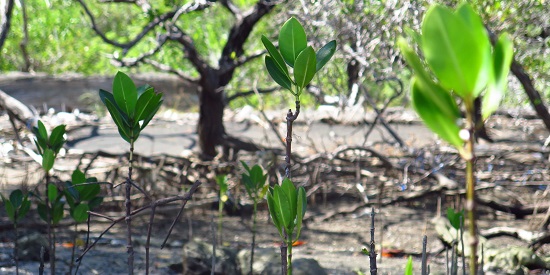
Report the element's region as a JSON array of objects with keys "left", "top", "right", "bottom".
[
  {"left": 165, "top": 24, "right": 209, "bottom": 75},
  {"left": 220, "top": 0, "right": 241, "bottom": 17},
  {"left": 77, "top": 0, "right": 177, "bottom": 52},
  {"left": 141, "top": 59, "right": 198, "bottom": 83},
  {"left": 98, "top": 0, "right": 152, "bottom": 13},
  {"left": 225, "top": 86, "right": 279, "bottom": 103},
  {"left": 171, "top": 0, "right": 215, "bottom": 22},
  {"left": 0, "top": 0, "right": 15, "bottom": 53}
]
